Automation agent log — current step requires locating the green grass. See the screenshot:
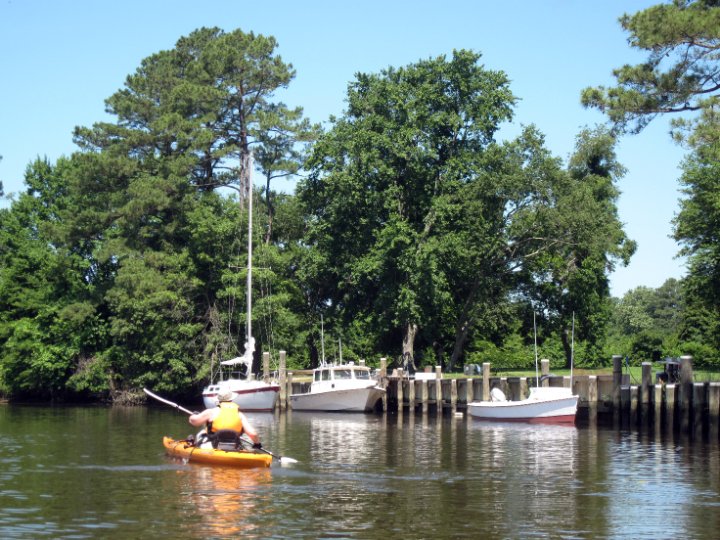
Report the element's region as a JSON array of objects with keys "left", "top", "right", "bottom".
[{"left": 445, "top": 367, "right": 720, "bottom": 383}]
